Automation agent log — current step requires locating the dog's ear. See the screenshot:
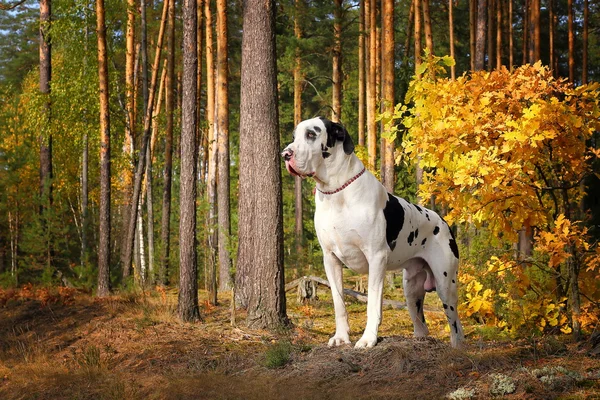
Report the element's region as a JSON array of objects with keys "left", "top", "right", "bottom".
[{"left": 319, "top": 117, "right": 355, "bottom": 155}]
